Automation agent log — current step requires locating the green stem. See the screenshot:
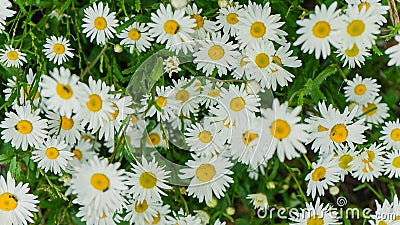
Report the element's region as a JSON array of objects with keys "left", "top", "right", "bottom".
[
  {"left": 283, "top": 163, "right": 308, "bottom": 203},
  {"left": 365, "top": 183, "right": 384, "bottom": 202}
]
